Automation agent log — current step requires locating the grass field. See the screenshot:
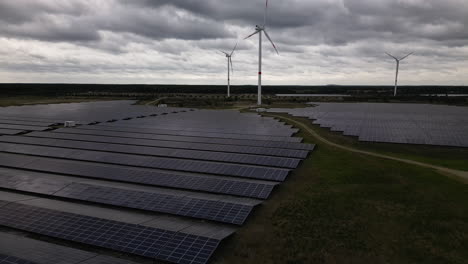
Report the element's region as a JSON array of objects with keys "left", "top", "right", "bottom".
[{"left": 217, "top": 114, "right": 468, "bottom": 264}]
